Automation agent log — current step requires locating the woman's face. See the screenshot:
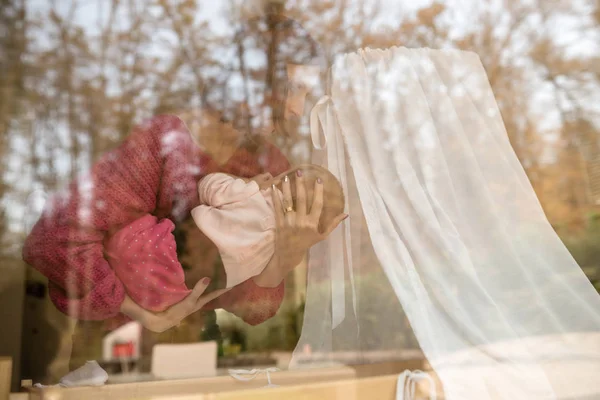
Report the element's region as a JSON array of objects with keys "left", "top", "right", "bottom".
[
  {"left": 261, "top": 63, "right": 319, "bottom": 137},
  {"left": 285, "top": 63, "right": 319, "bottom": 117}
]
